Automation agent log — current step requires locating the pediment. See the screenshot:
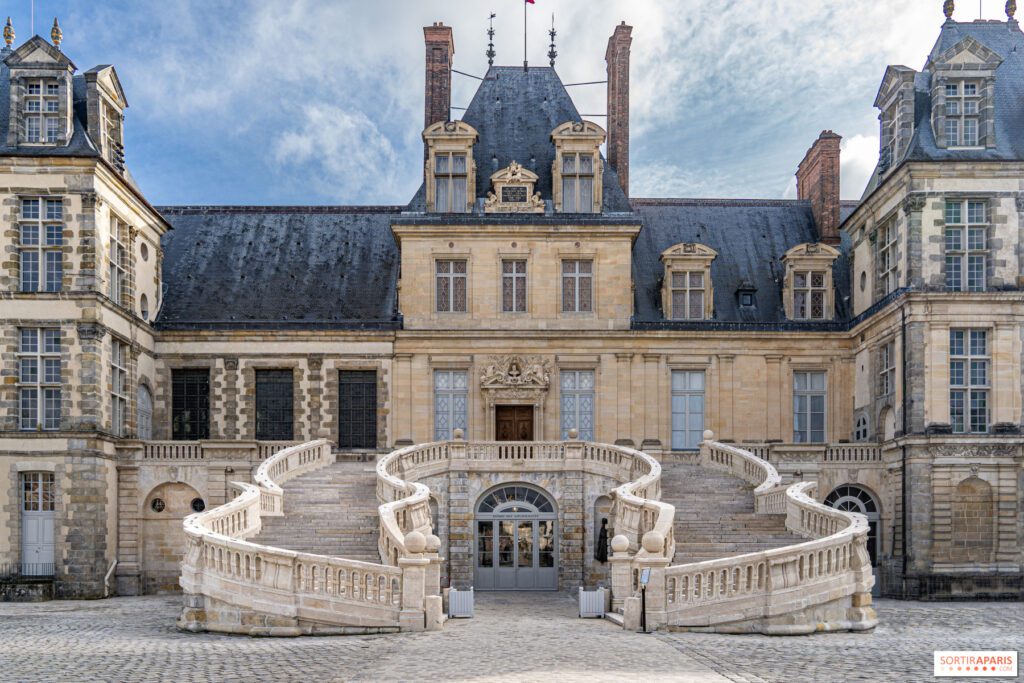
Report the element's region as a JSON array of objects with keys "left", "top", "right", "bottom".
[
  {"left": 86, "top": 65, "right": 128, "bottom": 108},
  {"left": 660, "top": 242, "right": 718, "bottom": 261},
  {"left": 930, "top": 36, "right": 1002, "bottom": 70},
  {"left": 4, "top": 35, "right": 75, "bottom": 70},
  {"left": 783, "top": 242, "right": 840, "bottom": 260},
  {"left": 422, "top": 119, "right": 479, "bottom": 141},
  {"left": 873, "top": 65, "right": 916, "bottom": 109},
  {"left": 485, "top": 161, "right": 543, "bottom": 213},
  {"left": 551, "top": 119, "right": 606, "bottom": 141},
  {"left": 489, "top": 160, "right": 538, "bottom": 185}
]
